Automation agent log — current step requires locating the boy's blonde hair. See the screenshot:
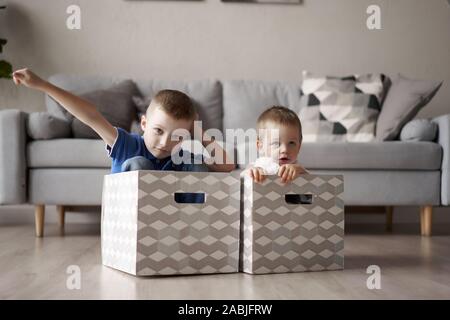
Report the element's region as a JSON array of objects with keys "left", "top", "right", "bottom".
[
  {"left": 148, "top": 89, "right": 196, "bottom": 120},
  {"left": 257, "top": 106, "right": 303, "bottom": 142}
]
